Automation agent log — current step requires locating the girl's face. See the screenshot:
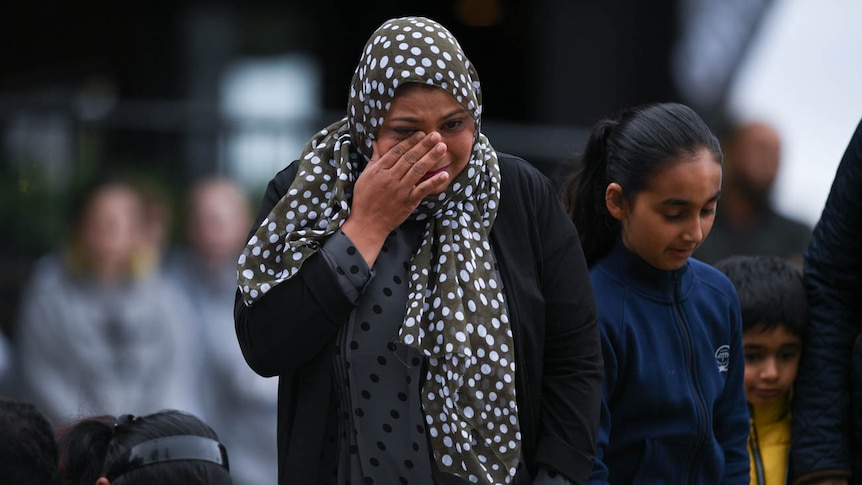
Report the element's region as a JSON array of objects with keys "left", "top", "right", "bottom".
[
  {"left": 608, "top": 149, "right": 722, "bottom": 271},
  {"left": 375, "top": 84, "right": 475, "bottom": 195}
]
